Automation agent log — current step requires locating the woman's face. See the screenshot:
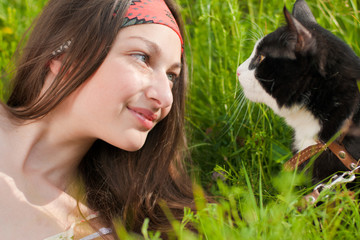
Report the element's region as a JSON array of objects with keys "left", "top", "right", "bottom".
[{"left": 65, "top": 23, "right": 182, "bottom": 151}]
